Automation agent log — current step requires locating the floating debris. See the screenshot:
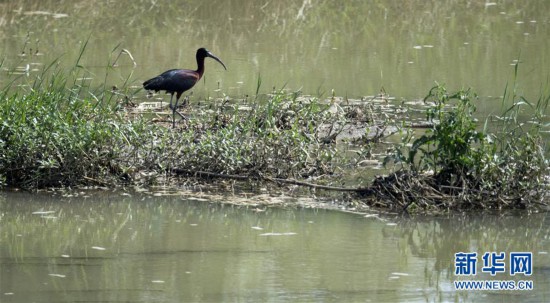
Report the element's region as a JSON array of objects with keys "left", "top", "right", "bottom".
[
  {"left": 91, "top": 246, "right": 106, "bottom": 251},
  {"left": 24, "top": 11, "right": 52, "bottom": 16},
  {"left": 388, "top": 276, "right": 400, "bottom": 280},
  {"left": 187, "top": 197, "right": 209, "bottom": 202},
  {"left": 52, "top": 13, "right": 68, "bottom": 19},
  {"left": 23, "top": 11, "right": 68, "bottom": 18},
  {"left": 48, "top": 274, "right": 66, "bottom": 278},
  {"left": 251, "top": 226, "right": 264, "bottom": 230},
  {"left": 259, "top": 232, "right": 297, "bottom": 236},
  {"left": 32, "top": 210, "right": 55, "bottom": 215},
  {"left": 151, "top": 280, "right": 165, "bottom": 283}
]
